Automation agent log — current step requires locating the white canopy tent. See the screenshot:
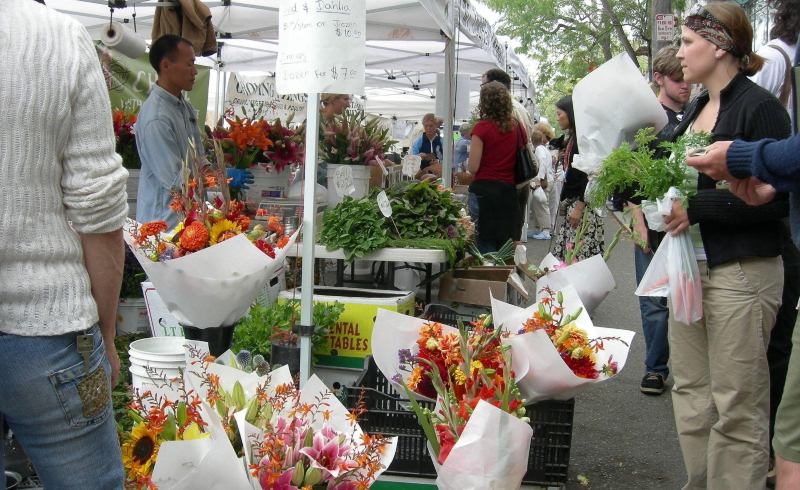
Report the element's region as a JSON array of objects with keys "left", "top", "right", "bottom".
[{"left": 49, "top": 0, "right": 535, "bottom": 121}]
